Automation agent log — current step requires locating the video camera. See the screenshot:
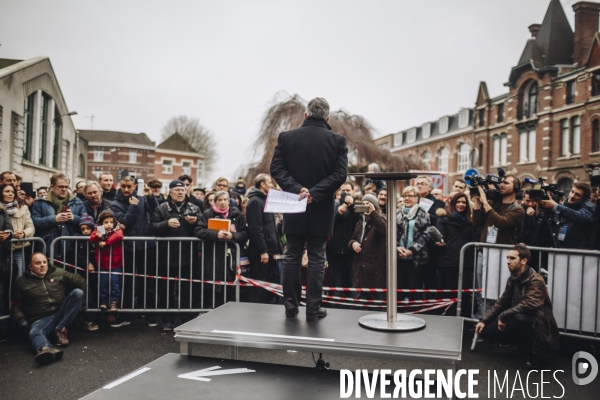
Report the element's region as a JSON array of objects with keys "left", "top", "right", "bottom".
[
  {"left": 464, "top": 168, "right": 505, "bottom": 201},
  {"left": 523, "top": 177, "right": 564, "bottom": 202}
]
